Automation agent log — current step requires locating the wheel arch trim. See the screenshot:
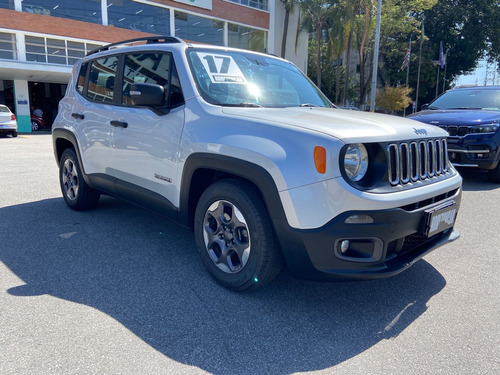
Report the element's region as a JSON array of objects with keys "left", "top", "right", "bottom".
[
  {"left": 52, "top": 128, "right": 91, "bottom": 185},
  {"left": 179, "top": 153, "right": 287, "bottom": 229}
]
